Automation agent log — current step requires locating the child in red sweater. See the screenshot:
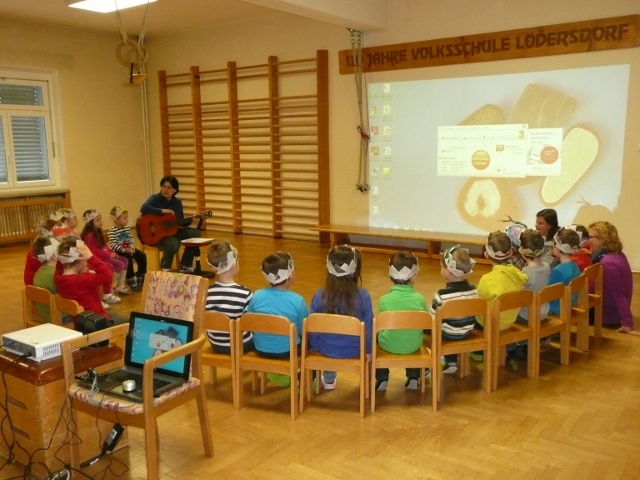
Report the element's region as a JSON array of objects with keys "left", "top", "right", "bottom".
[
  {"left": 54, "top": 238, "right": 127, "bottom": 328},
  {"left": 81, "top": 209, "right": 128, "bottom": 302}
]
